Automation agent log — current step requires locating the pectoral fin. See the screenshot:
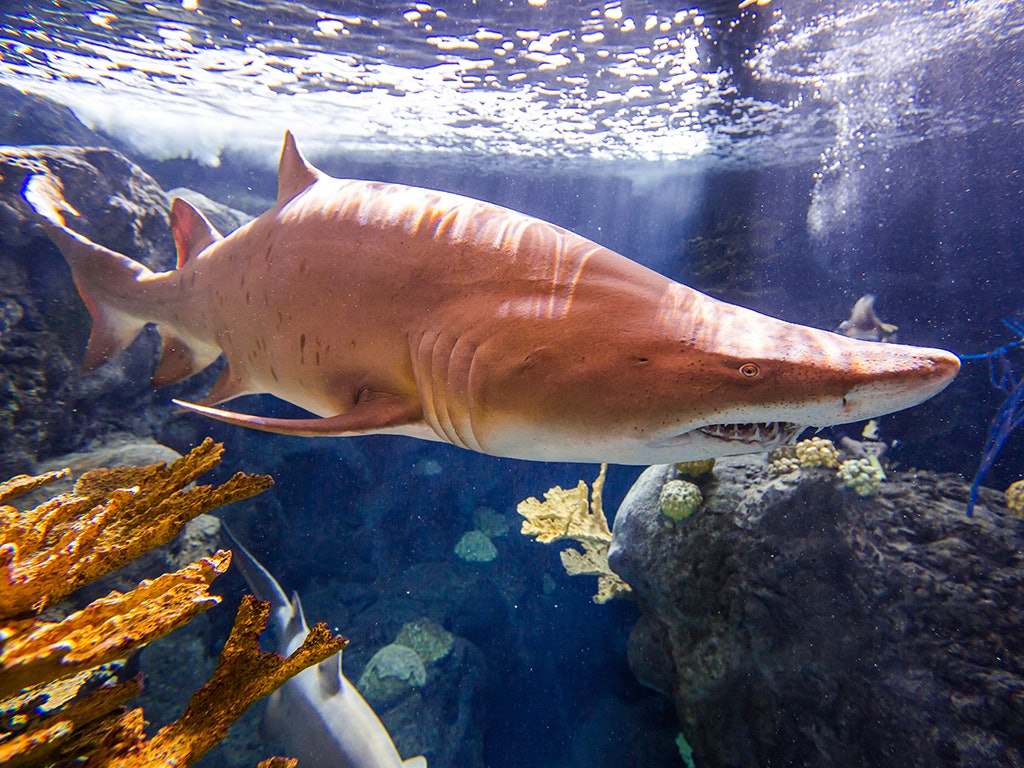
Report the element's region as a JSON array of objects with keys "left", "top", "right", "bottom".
[{"left": 171, "top": 392, "right": 423, "bottom": 437}]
